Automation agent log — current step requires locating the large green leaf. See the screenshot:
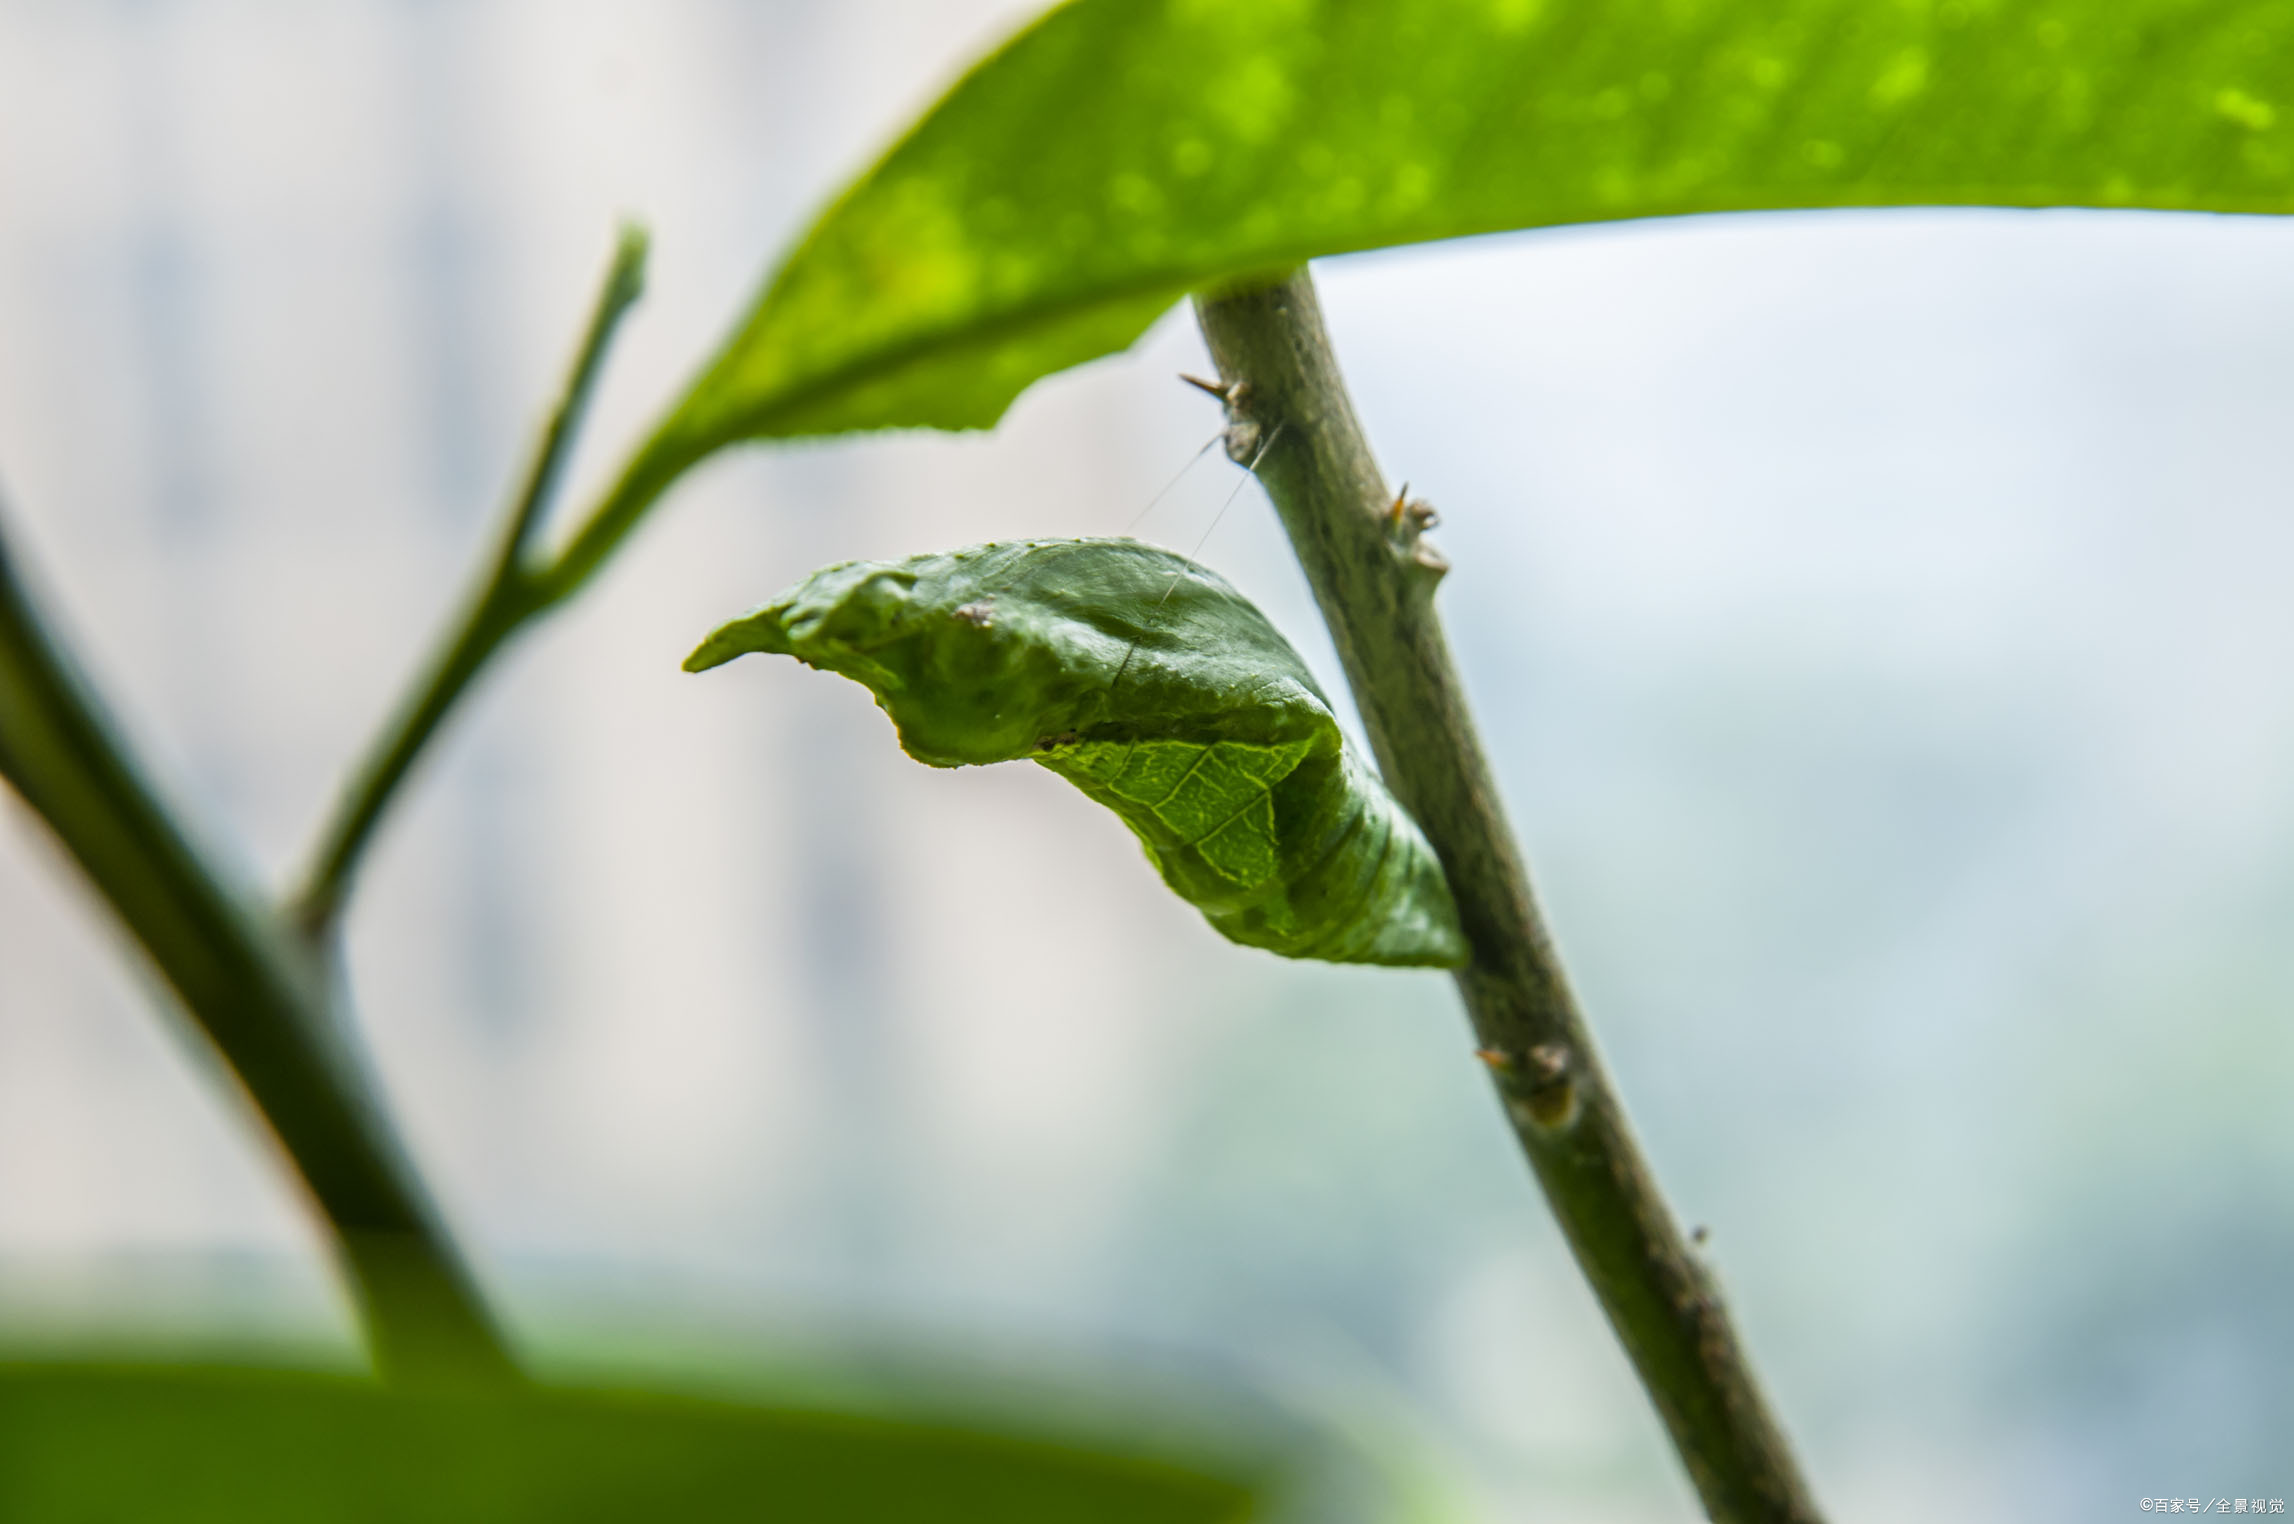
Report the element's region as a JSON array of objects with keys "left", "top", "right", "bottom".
[
  {"left": 687, "top": 539, "right": 1467, "bottom": 967},
  {"left": 651, "top": 0, "right": 2294, "bottom": 455},
  {"left": 0, "top": 1365, "right": 1264, "bottom": 1522}
]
